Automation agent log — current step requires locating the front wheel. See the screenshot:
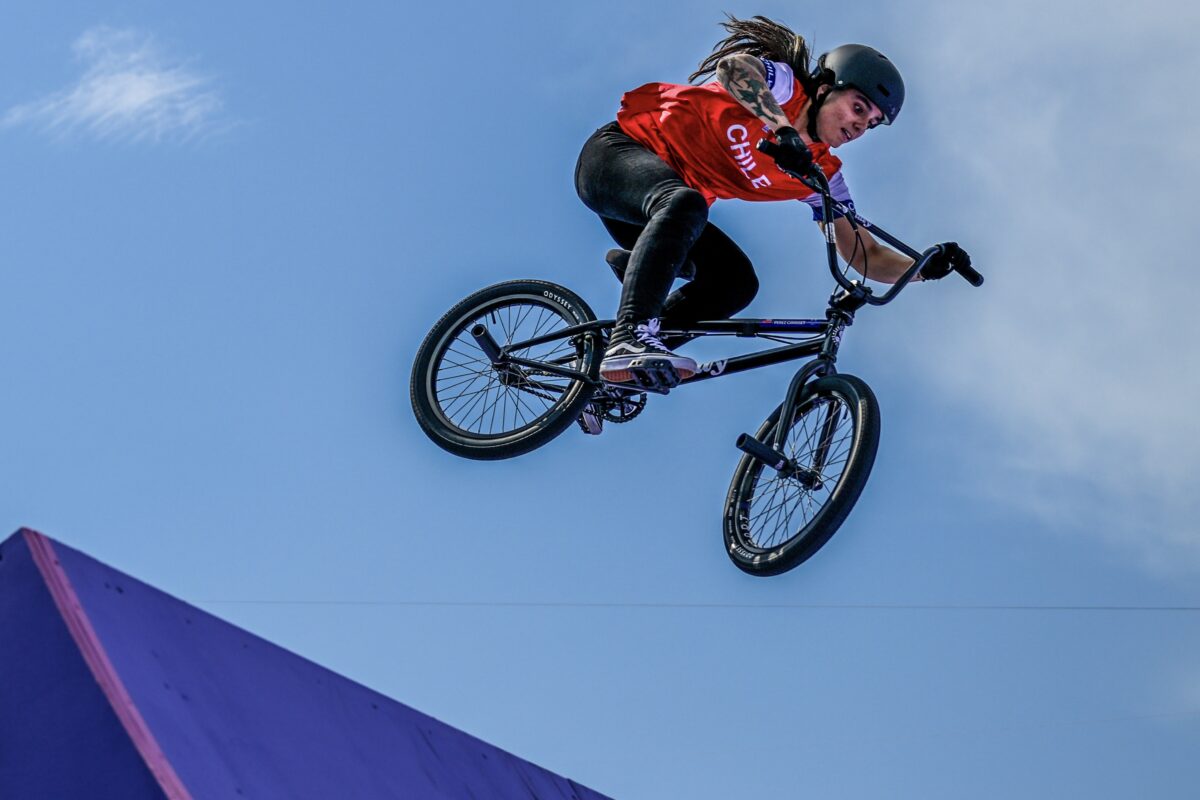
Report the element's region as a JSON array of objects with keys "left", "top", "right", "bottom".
[
  {"left": 724, "top": 374, "right": 880, "bottom": 576},
  {"left": 410, "top": 280, "right": 602, "bottom": 460}
]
